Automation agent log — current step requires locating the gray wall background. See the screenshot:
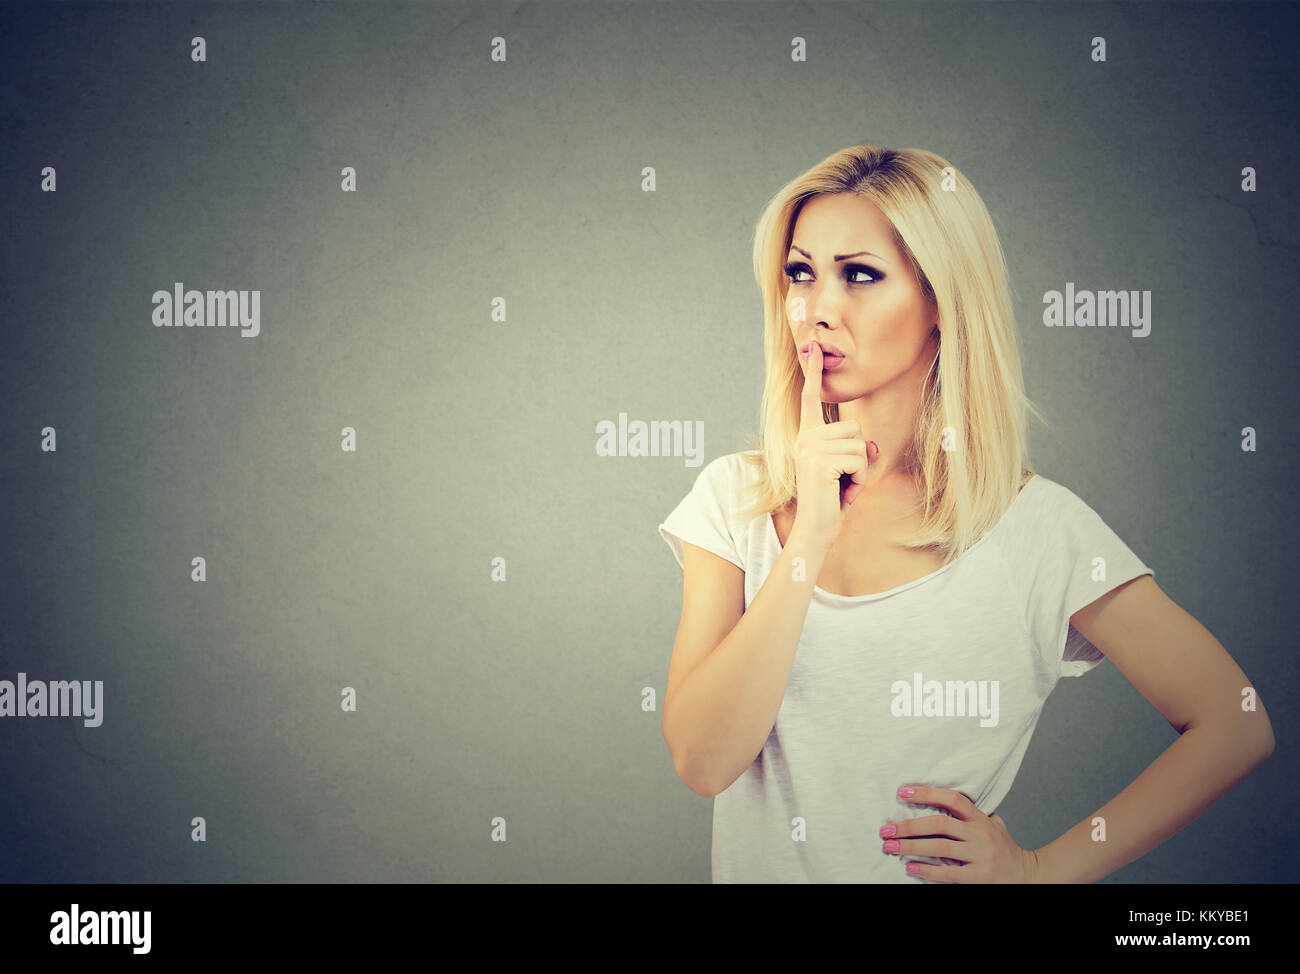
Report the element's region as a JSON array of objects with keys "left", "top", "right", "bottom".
[{"left": 1, "top": 0, "right": 1295, "bottom": 882}]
